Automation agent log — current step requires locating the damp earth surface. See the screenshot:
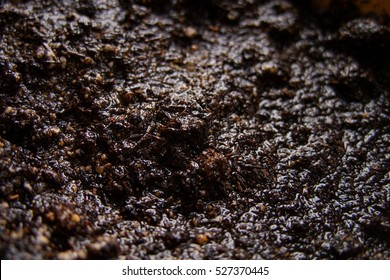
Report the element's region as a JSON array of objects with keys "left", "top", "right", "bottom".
[{"left": 0, "top": 0, "right": 389, "bottom": 259}]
